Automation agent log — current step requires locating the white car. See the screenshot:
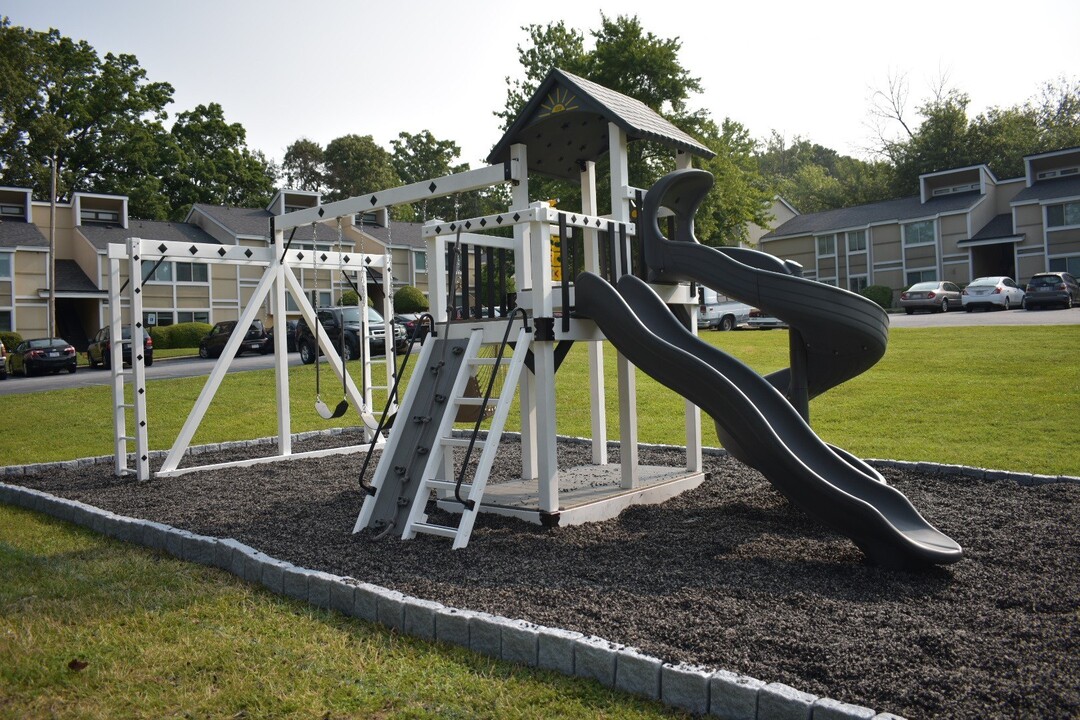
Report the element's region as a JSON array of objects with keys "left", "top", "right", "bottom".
[
  {"left": 698, "top": 290, "right": 752, "bottom": 331},
  {"left": 747, "top": 308, "right": 788, "bottom": 329},
  {"left": 961, "top": 276, "right": 1026, "bottom": 312}
]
